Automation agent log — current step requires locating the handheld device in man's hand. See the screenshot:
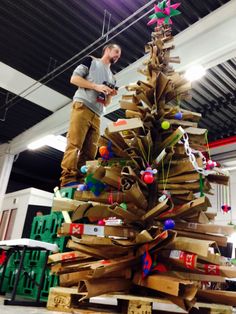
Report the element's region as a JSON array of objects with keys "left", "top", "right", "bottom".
[
  {"left": 102, "top": 81, "right": 119, "bottom": 91},
  {"left": 97, "top": 81, "right": 119, "bottom": 104}
]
